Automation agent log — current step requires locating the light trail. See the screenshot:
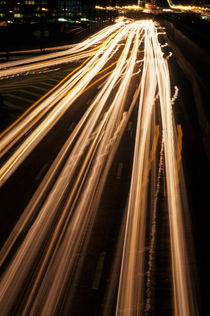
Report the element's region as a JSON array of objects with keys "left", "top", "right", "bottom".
[
  {"left": 0, "top": 21, "right": 143, "bottom": 315},
  {"left": 116, "top": 21, "right": 159, "bottom": 315},
  {"left": 0, "top": 20, "right": 198, "bottom": 316},
  {"left": 167, "top": 0, "right": 210, "bottom": 13},
  {"left": 156, "top": 56, "right": 198, "bottom": 316},
  {"left": 144, "top": 136, "right": 164, "bottom": 315},
  {"left": 0, "top": 22, "right": 134, "bottom": 184},
  {"left": 0, "top": 43, "right": 75, "bottom": 56},
  {"left": 0, "top": 22, "right": 125, "bottom": 77},
  {"left": 115, "top": 20, "right": 198, "bottom": 316}
]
